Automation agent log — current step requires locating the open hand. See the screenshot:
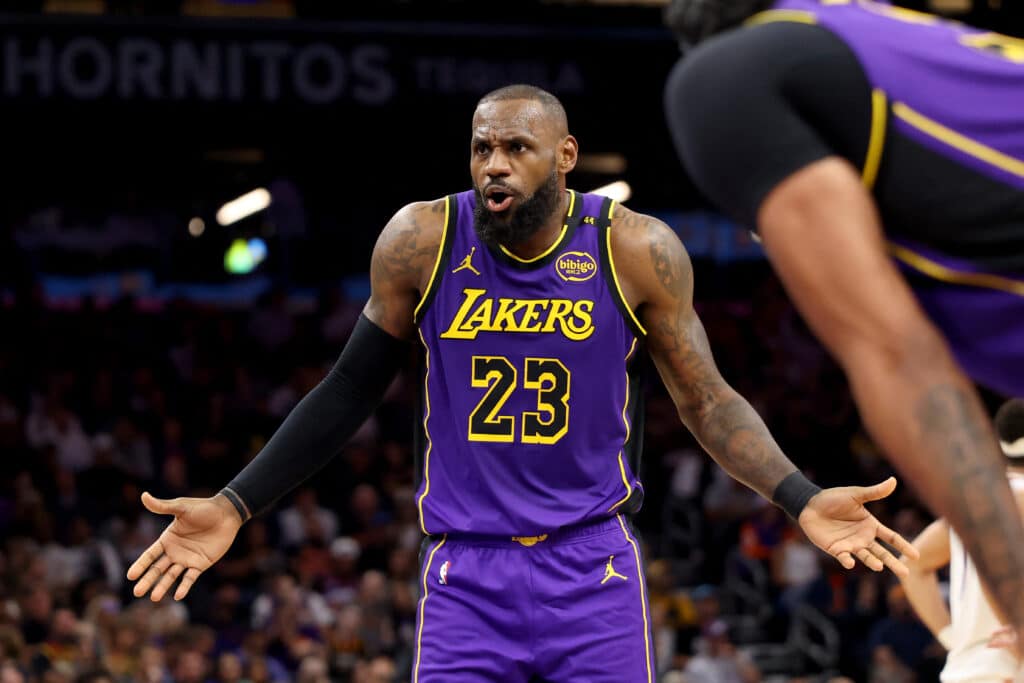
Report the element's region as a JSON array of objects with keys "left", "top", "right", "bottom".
[
  {"left": 126, "top": 492, "right": 243, "bottom": 601},
  {"left": 798, "top": 476, "right": 919, "bottom": 577}
]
